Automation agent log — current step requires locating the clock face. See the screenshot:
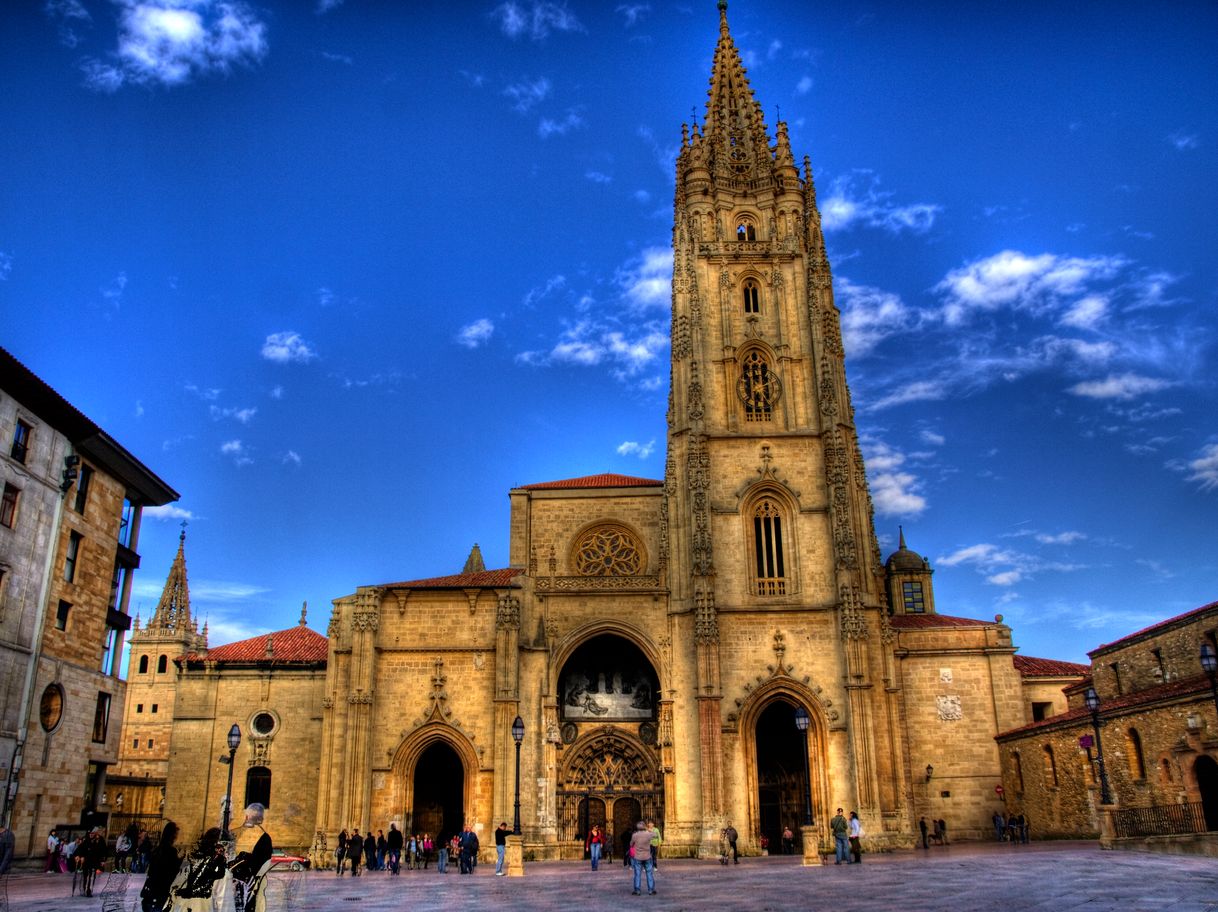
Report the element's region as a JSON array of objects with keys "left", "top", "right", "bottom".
[
  {"left": 40, "top": 684, "right": 64, "bottom": 732},
  {"left": 737, "top": 355, "right": 781, "bottom": 412}
]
